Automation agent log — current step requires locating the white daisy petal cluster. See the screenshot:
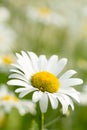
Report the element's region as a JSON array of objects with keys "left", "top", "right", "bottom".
[
  {"left": 7, "top": 51, "right": 83, "bottom": 114},
  {"left": 0, "top": 85, "right": 36, "bottom": 115},
  {"left": 27, "top": 6, "right": 67, "bottom": 27}
]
